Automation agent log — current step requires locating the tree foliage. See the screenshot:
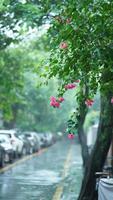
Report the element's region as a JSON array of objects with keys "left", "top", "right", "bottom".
[
  {"left": 16, "top": 74, "right": 76, "bottom": 132},
  {"left": 45, "top": 0, "right": 113, "bottom": 93},
  {"left": 0, "top": 1, "right": 113, "bottom": 199},
  {"left": 40, "top": 0, "right": 113, "bottom": 136}
]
